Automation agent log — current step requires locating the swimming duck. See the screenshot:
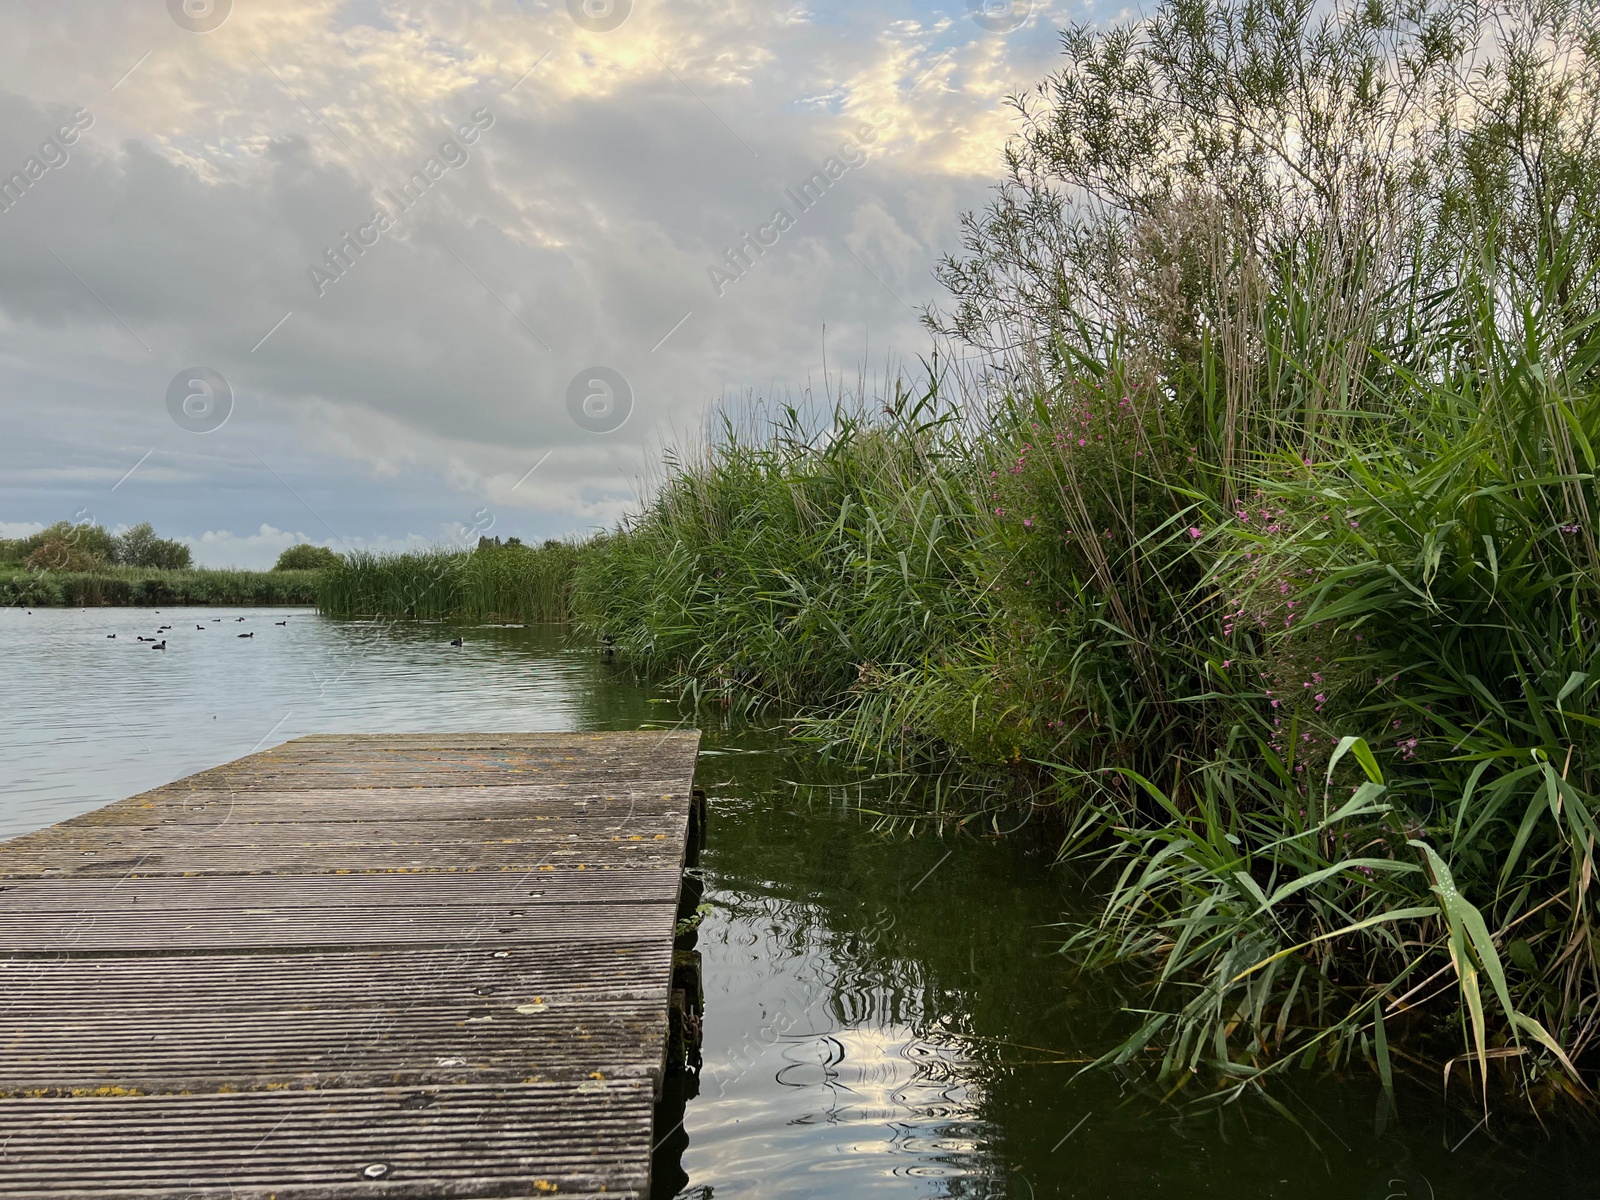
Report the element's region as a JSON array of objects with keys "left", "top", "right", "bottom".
[
  {"left": 275, "top": 620, "right": 288, "bottom": 626},
  {"left": 449, "top": 637, "right": 464, "bottom": 646},
  {"left": 238, "top": 632, "right": 254, "bottom": 638},
  {"left": 151, "top": 640, "right": 166, "bottom": 650},
  {"left": 106, "top": 633, "right": 116, "bottom": 639}
]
